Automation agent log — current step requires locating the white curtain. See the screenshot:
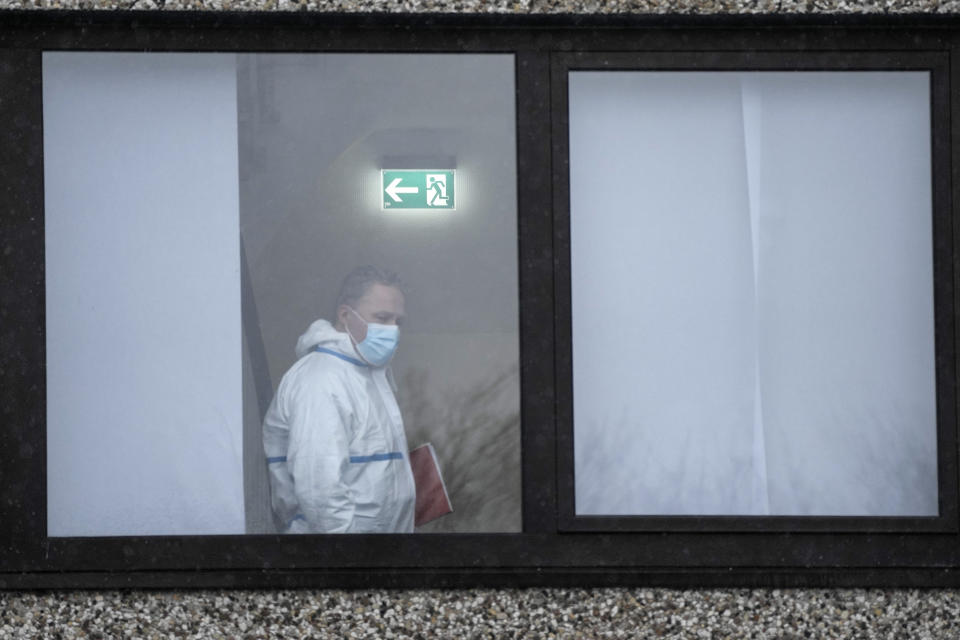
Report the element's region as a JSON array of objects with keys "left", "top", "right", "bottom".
[
  {"left": 570, "top": 71, "right": 937, "bottom": 516},
  {"left": 44, "top": 53, "right": 245, "bottom": 535}
]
